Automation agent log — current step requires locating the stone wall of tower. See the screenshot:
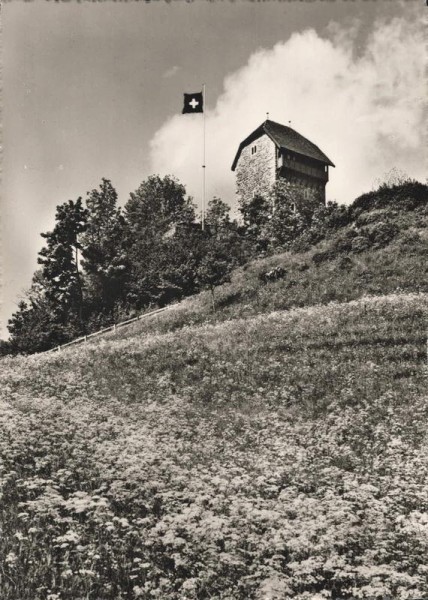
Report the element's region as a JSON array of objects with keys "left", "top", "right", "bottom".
[{"left": 235, "top": 134, "right": 277, "bottom": 208}]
